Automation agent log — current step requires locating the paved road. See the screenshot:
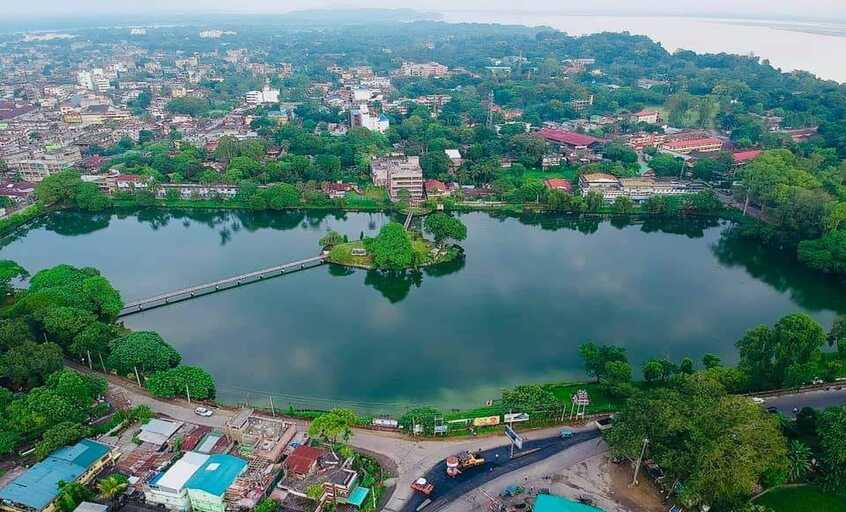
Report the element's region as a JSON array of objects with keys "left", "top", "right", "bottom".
[
  {"left": 760, "top": 386, "right": 846, "bottom": 415},
  {"left": 399, "top": 429, "right": 602, "bottom": 512}
]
